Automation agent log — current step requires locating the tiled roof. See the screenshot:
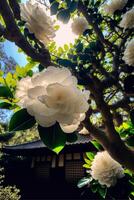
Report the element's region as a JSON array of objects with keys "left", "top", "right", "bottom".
[
  {"left": 2, "top": 134, "right": 95, "bottom": 155},
  {"left": 3, "top": 134, "right": 91, "bottom": 150}
]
